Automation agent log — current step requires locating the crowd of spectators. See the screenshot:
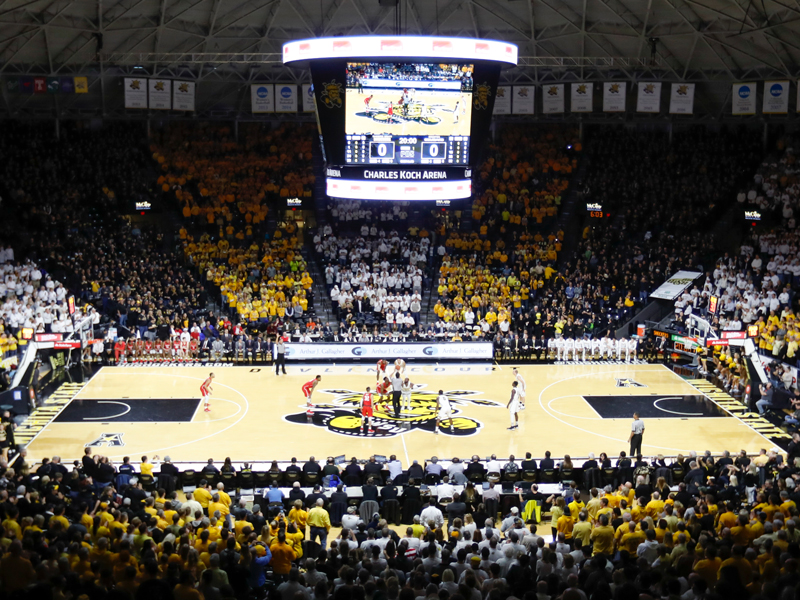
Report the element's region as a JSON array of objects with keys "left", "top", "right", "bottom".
[
  {"left": 2, "top": 442, "right": 800, "bottom": 600},
  {"left": 425, "top": 127, "right": 762, "bottom": 353}
]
